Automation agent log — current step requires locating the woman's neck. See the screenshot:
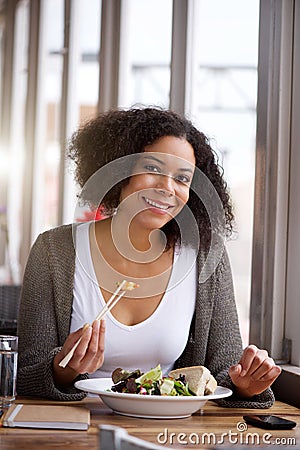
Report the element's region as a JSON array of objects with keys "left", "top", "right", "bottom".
[{"left": 96, "top": 216, "right": 167, "bottom": 265}]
